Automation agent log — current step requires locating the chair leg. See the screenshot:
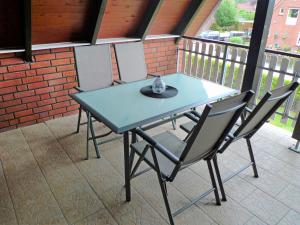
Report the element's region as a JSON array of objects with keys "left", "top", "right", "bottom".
[
  {"left": 213, "top": 156, "right": 227, "bottom": 201},
  {"left": 87, "top": 112, "right": 101, "bottom": 158},
  {"left": 246, "top": 138, "right": 259, "bottom": 178},
  {"left": 151, "top": 148, "right": 174, "bottom": 225},
  {"left": 171, "top": 115, "right": 176, "bottom": 130},
  {"left": 207, "top": 159, "right": 221, "bottom": 206},
  {"left": 76, "top": 107, "right": 82, "bottom": 133}
]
